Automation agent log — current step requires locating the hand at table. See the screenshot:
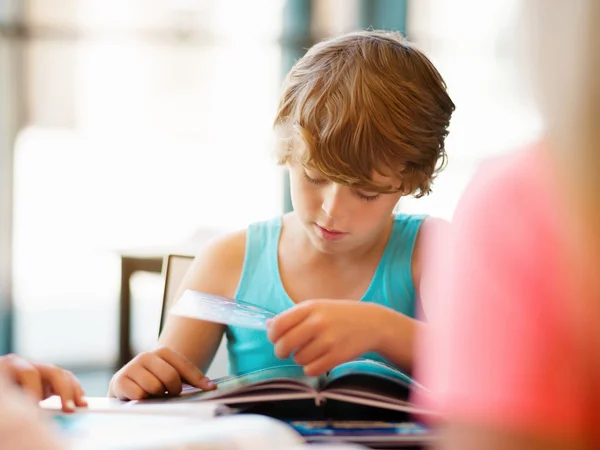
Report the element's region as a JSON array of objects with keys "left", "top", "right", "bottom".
[
  {"left": 0, "top": 353, "right": 87, "bottom": 412},
  {"left": 109, "top": 346, "right": 217, "bottom": 401}
]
